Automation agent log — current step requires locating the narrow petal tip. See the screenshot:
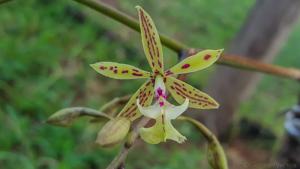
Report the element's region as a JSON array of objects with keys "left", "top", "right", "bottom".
[
  {"left": 177, "top": 136, "right": 187, "bottom": 144},
  {"left": 217, "top": 49, "right": 224, "bottom": 56},
  {"left": 135, "top": 5, "right": 142, "bottom": 10},
  {"left": 89, "top": 63, "right": 96, "bottom": 68},
  {"left": 215, "top": 102, "right": 220, "bottom": 109}
]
